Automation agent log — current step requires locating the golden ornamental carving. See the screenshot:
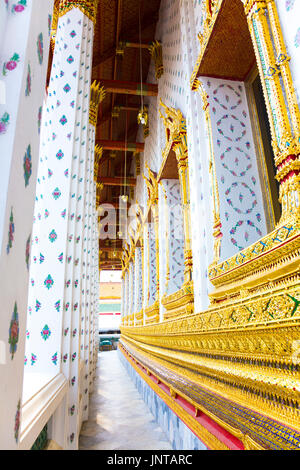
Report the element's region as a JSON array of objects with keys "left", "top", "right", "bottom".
[
  {"left": 159, "top": 100, "right": 193, "bottom": 285},
  {"left": 159, "top": 99, "right": 186, "bottom": 146},
  {"left": 89, "top": 81, "right": 106, "bottom": 127},
  {"left": 59, "top": 0, "right": 99, "bottom": 24},
  {"left": 161, "top": 281, "right": 194, "bottom": 321},
  {"left": 196, "top": 80, "right": 222, "bottom": 267},
  {"left": 191, "top": 0, "right": 300, "bottom": 226},
  {"left": 143, "top": 164, "right": 158, "bottom": 205},
  {"left": 93, "top": 145, "right": 103, "bottom": 182},
  {"left": 120, "top": 340, "right": 299, "bottom": 450},
  {"left": 119, "top": 345, "right": 230, "bottom": 450},
  {"left": 148, "top": 40, "right": 164, "bottom": 80},
  {"left": 190, "top": 0, "right": 222, "bottom": 90}
]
